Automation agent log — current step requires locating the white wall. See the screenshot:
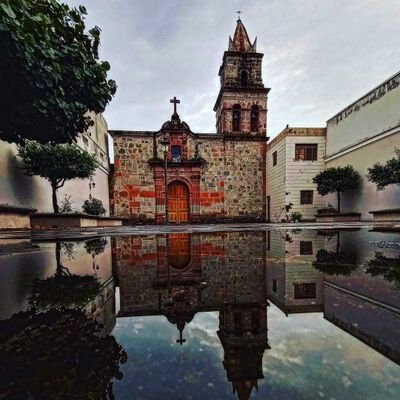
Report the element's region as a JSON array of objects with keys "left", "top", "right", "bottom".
[{"left": 0, "top": 113, "right": 110, "bottom": 215}]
